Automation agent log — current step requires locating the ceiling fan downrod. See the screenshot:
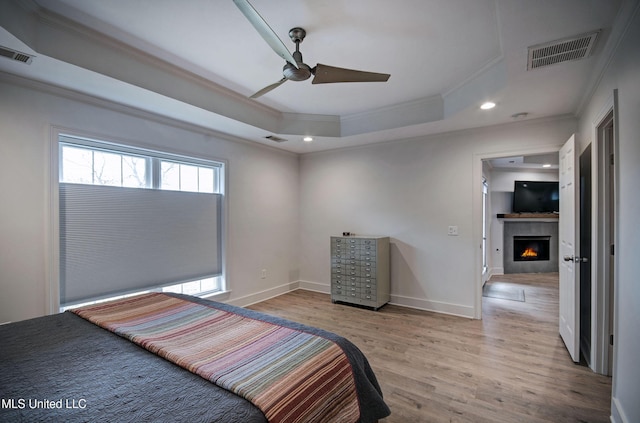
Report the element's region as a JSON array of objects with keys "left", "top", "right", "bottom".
[{"left": 283, "top": 27, "right": 311, "bottom": 81}]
